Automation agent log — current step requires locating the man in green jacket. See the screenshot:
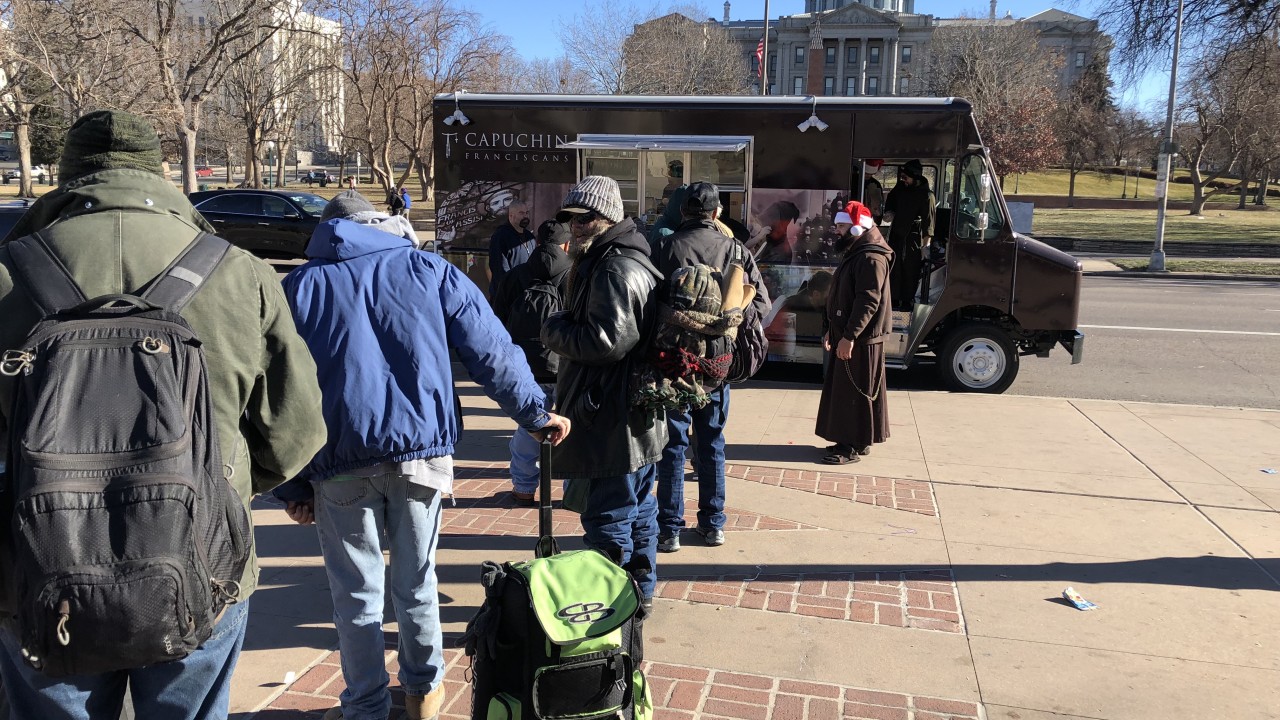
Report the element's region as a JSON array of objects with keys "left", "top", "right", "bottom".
[{"left": 0, "top": 111, "right": 327, "bottom": 719}]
